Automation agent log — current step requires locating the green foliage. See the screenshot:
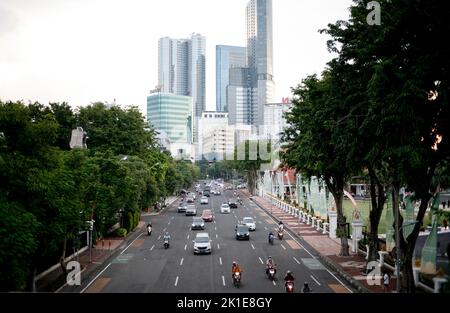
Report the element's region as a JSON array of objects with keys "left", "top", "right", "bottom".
[{"left": 116, "top": 228, "right": 127, "bottom": 237}]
